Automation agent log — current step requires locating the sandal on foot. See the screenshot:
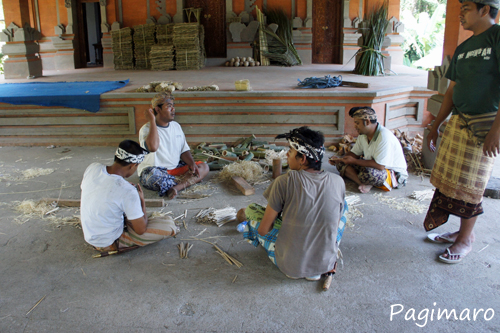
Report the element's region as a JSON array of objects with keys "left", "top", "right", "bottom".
[
  {"left": 427, "top": 233, "right": 454, "bottom": 244},
  {"left": 438, "top": 248, "right": 468, "bottom": 264}
]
